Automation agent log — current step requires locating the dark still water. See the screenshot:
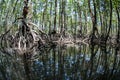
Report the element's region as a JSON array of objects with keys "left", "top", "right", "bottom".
[{"left": 0, "top": 44, "right": 120, "bottom": 80}]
